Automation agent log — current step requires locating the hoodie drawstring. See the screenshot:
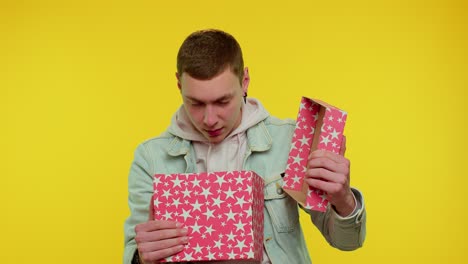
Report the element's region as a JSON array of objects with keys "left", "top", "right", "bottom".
[
  {"left": 206, "top": 143, "right": 212, "bottom": 172},
  {"left": 236, "top": 133, "right": 243, "bottom": 169}
]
